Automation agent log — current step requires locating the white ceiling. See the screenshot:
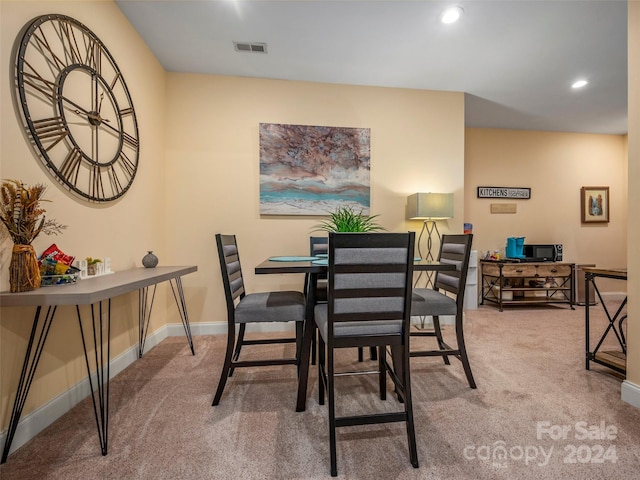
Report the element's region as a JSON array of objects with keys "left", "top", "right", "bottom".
[{"left": 115, "top": 0, "right": 628, "bottom": 134}]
